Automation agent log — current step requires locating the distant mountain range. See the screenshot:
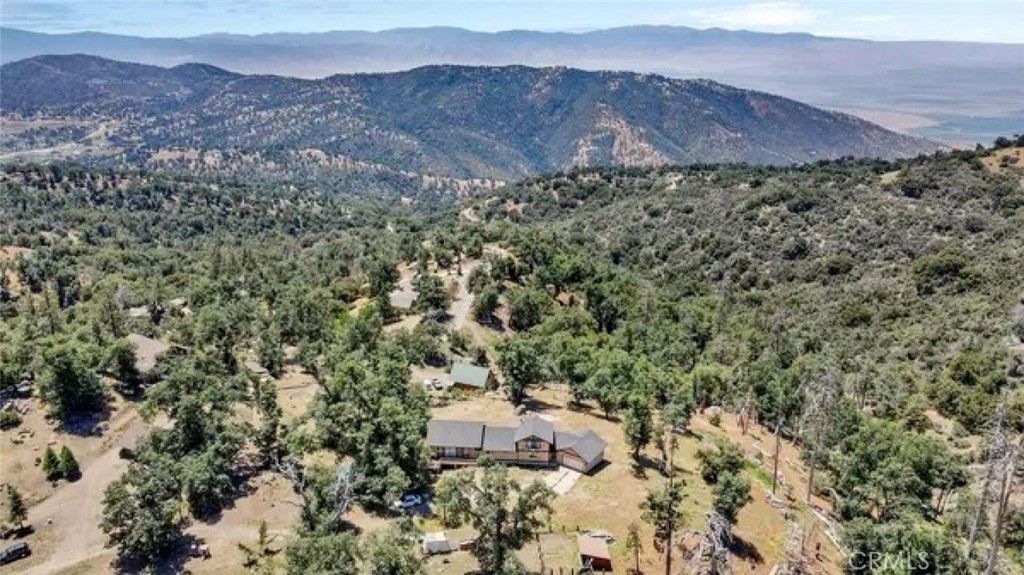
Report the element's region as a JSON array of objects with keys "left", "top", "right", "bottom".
[
  {"left": 2, "top": 26, "right": 1023, "bottom": 144},
  {"left": 0, "top": 54, "right": 939, "bottom": 191}
]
